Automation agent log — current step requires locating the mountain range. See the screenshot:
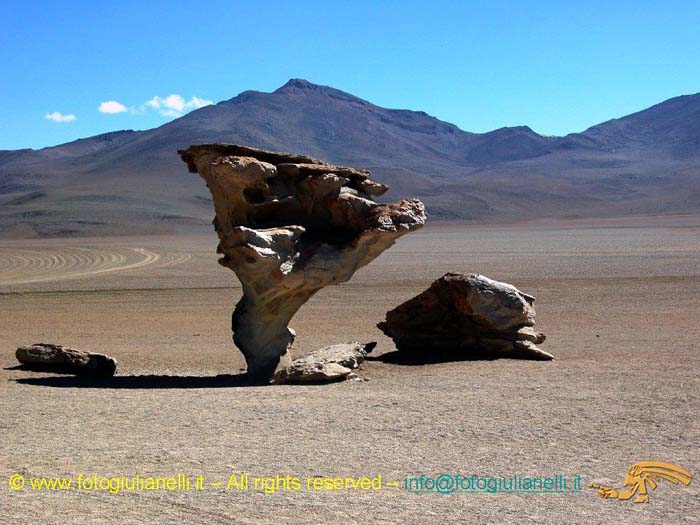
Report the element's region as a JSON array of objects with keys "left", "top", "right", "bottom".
[{"left": 1, "top": 78, "right": 699, "bottom": 237}]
